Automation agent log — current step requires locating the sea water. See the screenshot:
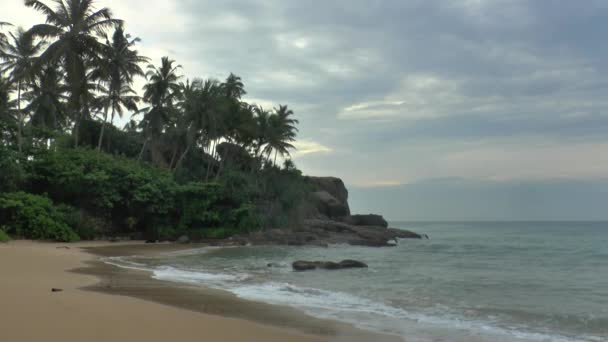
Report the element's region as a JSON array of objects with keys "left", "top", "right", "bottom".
[{"left": 108, "top": 222, "right": 608, "bottom": 341}]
